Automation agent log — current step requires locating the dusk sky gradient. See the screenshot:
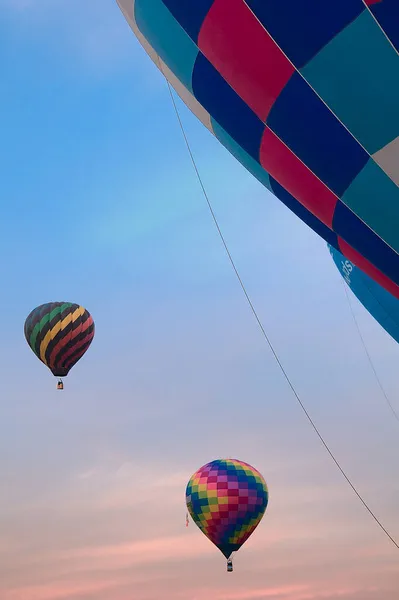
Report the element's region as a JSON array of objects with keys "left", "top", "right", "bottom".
[{"left": 0, "top": 1, "right": 398, "bottom": 599}]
